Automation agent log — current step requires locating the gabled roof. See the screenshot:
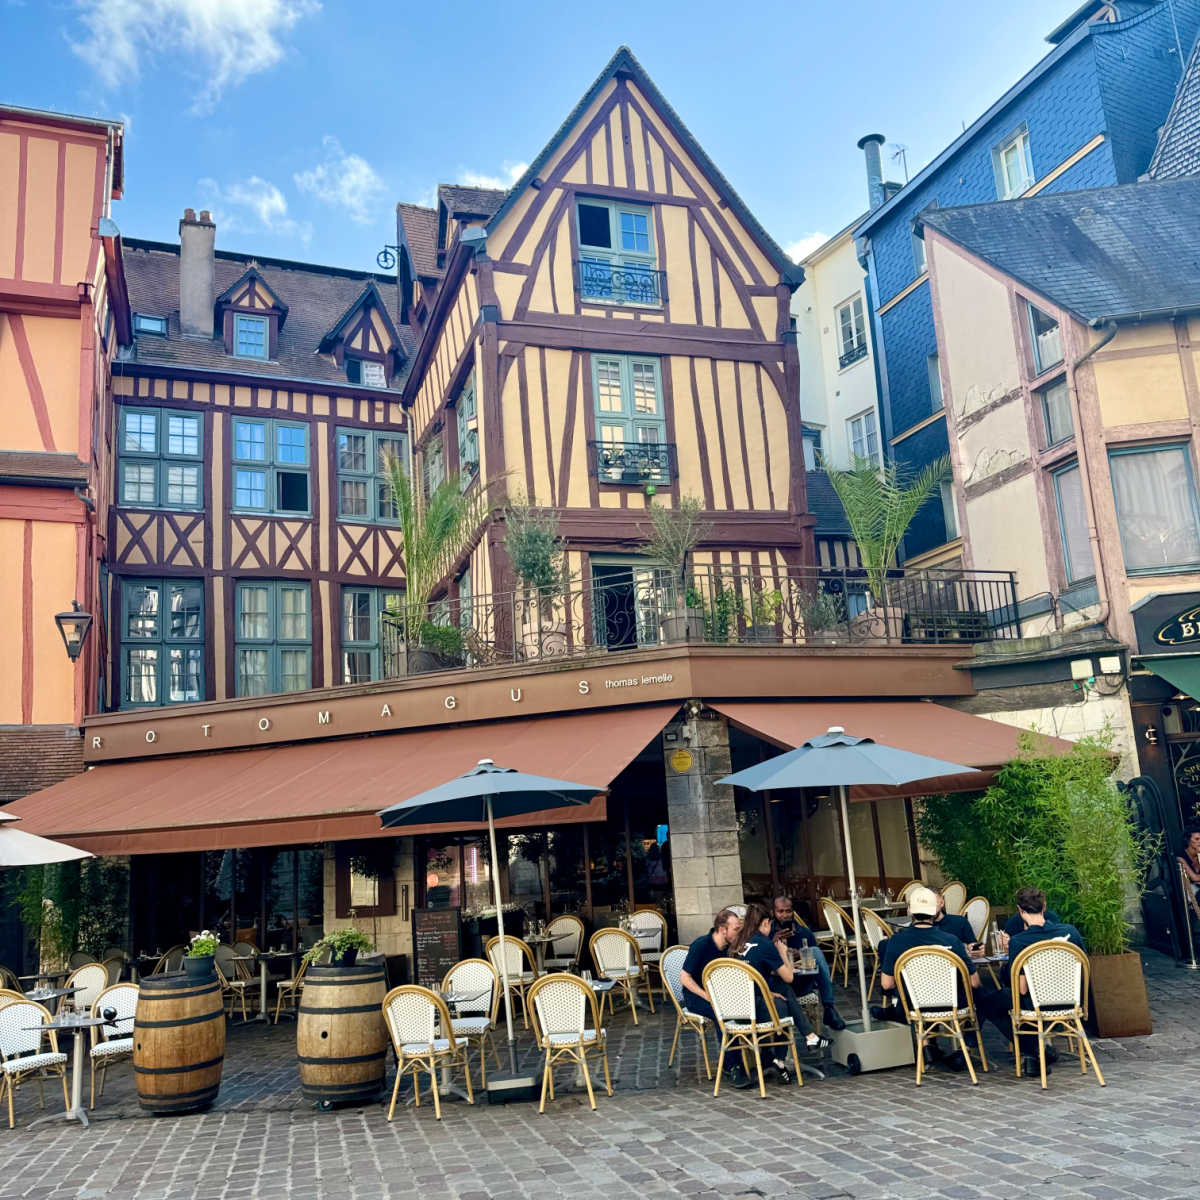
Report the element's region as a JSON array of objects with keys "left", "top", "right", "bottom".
[
  {"left": 397, "top": 203, "right": 440, "bottom": 278},
  {"left": 485, "top": 45, "right": 802, "bottom": 286},
  {"left": 318, "top": 280, "right": 402, "bottom": 355},
  {"left": 1148, "top": 30, "right": 1200, "bottom": 179},
  {"left": 919, "top": 176, "right": 1200, "bottom": 324},
  {"left": 214, "top": 265, "right": 289, "bottom": 325},
  {"left": 438, "top": 185, "right": 506, "bottom": 219}
]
